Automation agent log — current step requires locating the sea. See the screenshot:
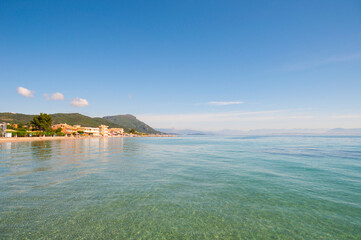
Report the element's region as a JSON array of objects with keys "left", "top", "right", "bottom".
[{"left": 0, "top": 136, "right": 360, "bottom": 239}]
